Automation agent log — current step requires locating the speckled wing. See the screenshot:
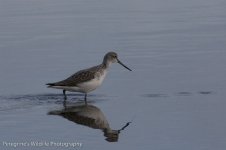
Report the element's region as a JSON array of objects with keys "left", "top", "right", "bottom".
[{"left": 47, "top": 69, "right": 95, "bottom": 87}]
